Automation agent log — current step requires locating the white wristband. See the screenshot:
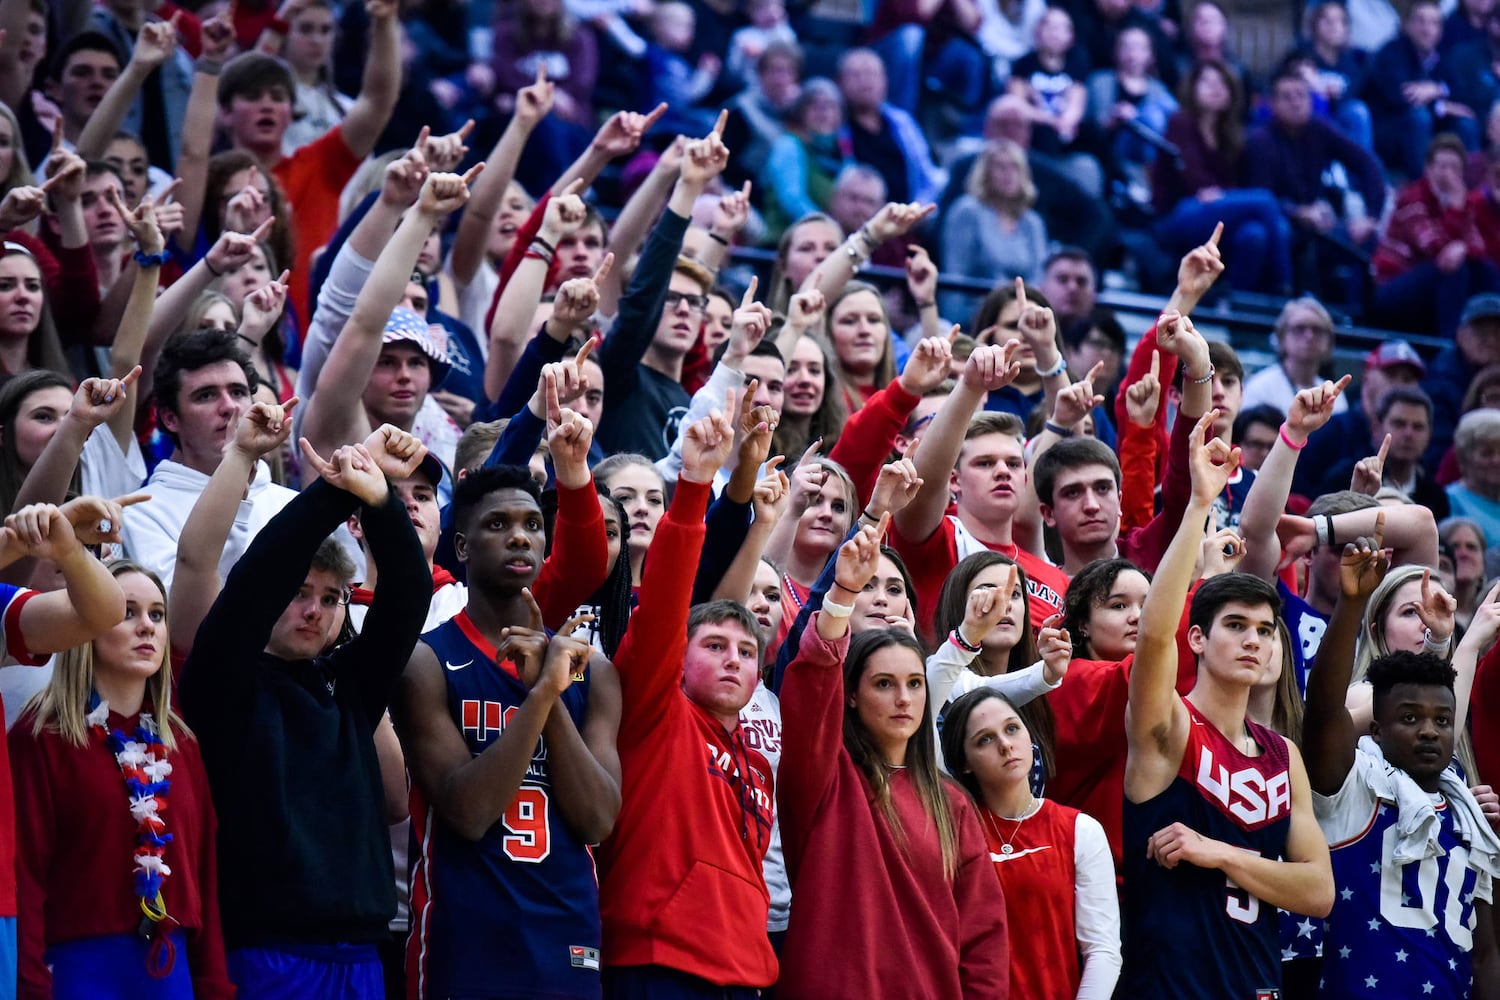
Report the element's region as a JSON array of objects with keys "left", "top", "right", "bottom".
[{"left": 821, "top": 598, "right": 855, "bottom": 619}]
